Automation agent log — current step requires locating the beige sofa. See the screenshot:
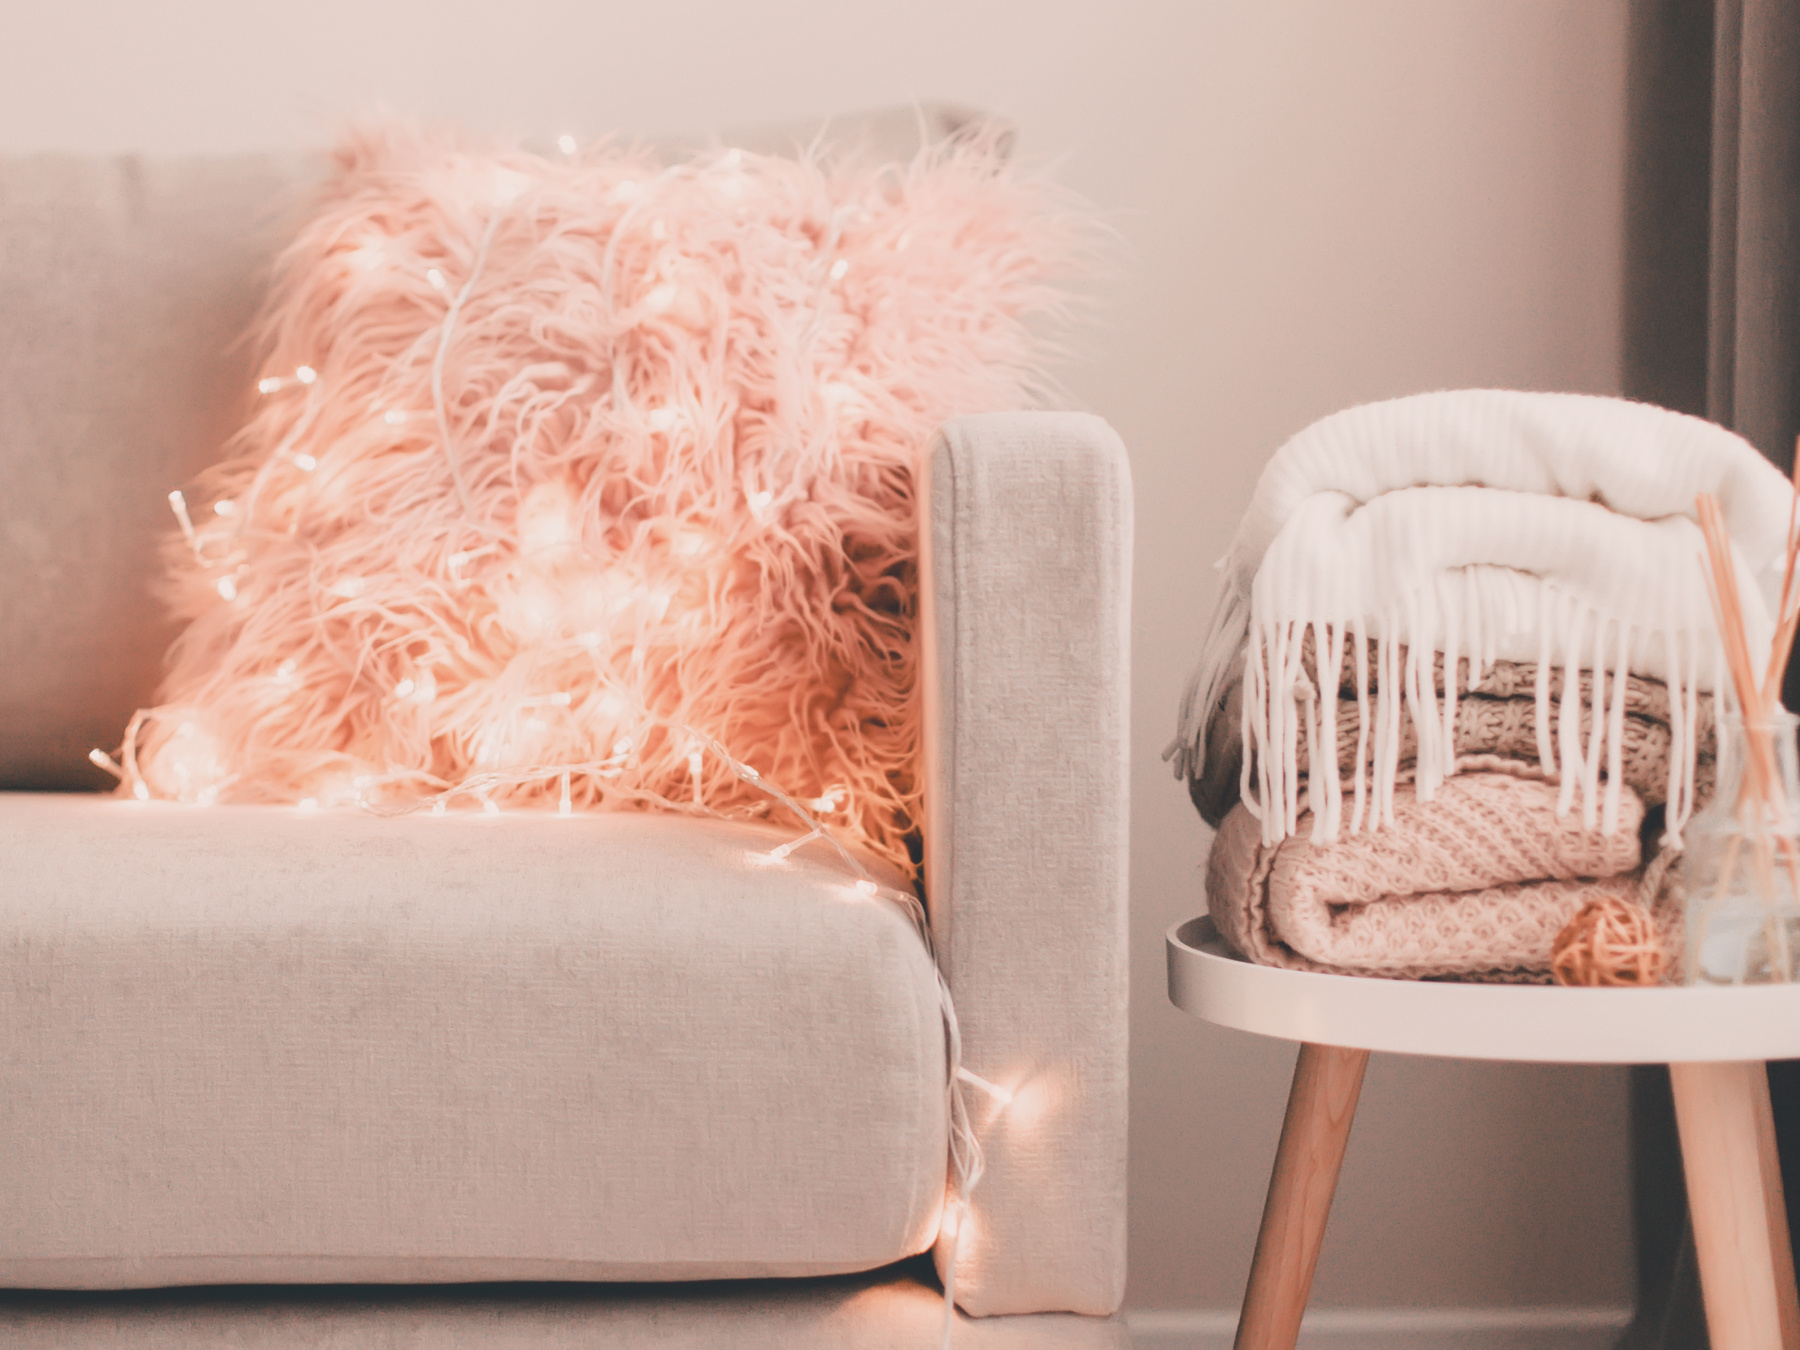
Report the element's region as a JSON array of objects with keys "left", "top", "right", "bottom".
[{"left": 0, "top": 111, "right": 1132, "bottom": 1347}]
